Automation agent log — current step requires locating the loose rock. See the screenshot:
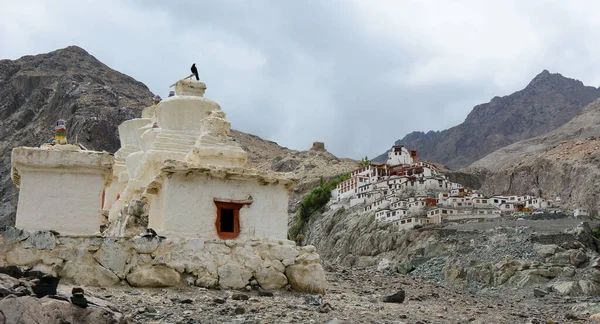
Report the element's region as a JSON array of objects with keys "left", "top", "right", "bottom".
[
  {"left": 171, "top": 297, "right": 194, "bottom": 304},
  {"left": 382, "top": 289, "right": 406, "bottom": 303},
  {"left": 258, "top": 289, "right": 274, "bottom": 297},
  {"left": 213, "top": 297, "right": 226, "bottom": 304},
  {"left": 533, "top": 288, "right": 548, "bottom": 297},
  {"left": 304, "top": 294, "right": 323, "bottom": 306}
]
